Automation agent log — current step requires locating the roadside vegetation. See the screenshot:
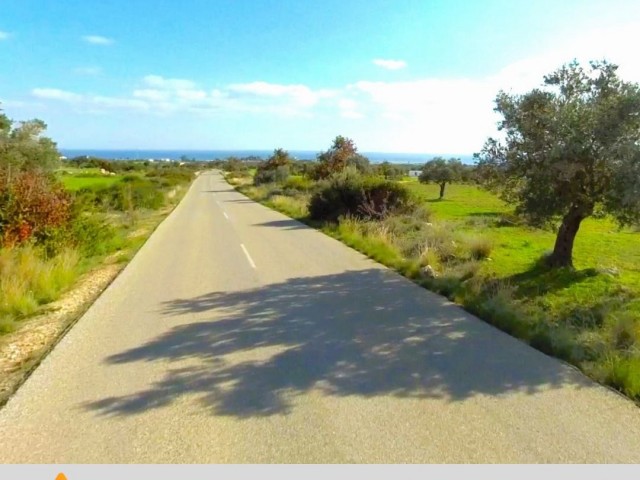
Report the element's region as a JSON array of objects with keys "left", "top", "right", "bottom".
[
  {"left": 0, "top": 110, "right": 200, "bottom": 334},
  {"left": 224, "top": 60, "right": 640, "bottom": 402}
]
